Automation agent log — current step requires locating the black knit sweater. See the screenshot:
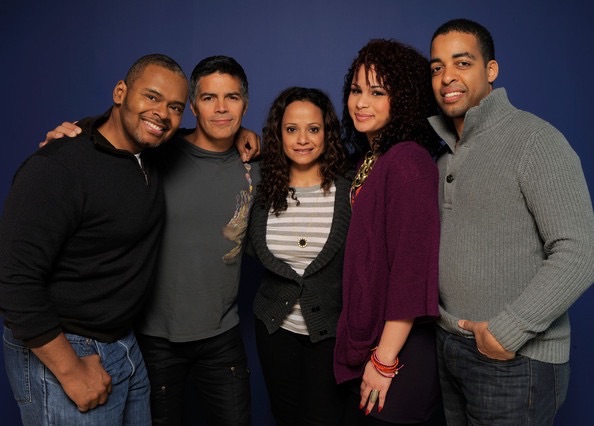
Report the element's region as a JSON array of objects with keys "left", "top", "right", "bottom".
[
  {"left": 247, "top": 175, "right": 351, "bottom": 343},
  {"left": 0, "top": 113, "right": 164, "bottom": 347}
]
